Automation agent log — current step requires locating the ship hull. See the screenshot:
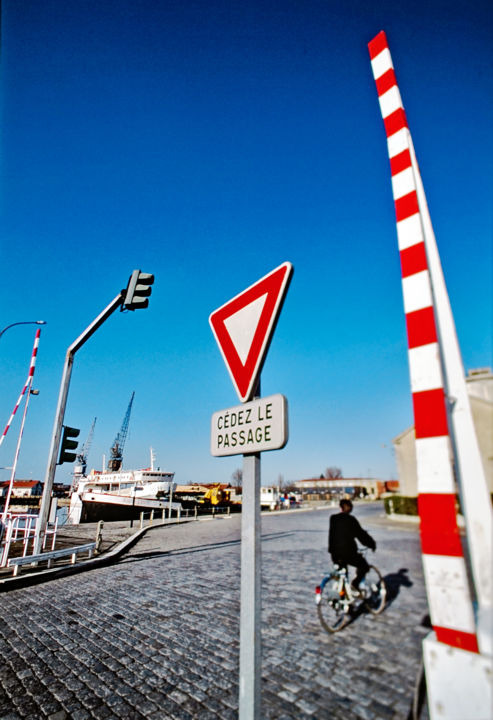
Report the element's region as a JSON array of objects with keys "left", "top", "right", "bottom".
[{"left": 79, "top": 493, "right": 181, "bottom": 523}]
